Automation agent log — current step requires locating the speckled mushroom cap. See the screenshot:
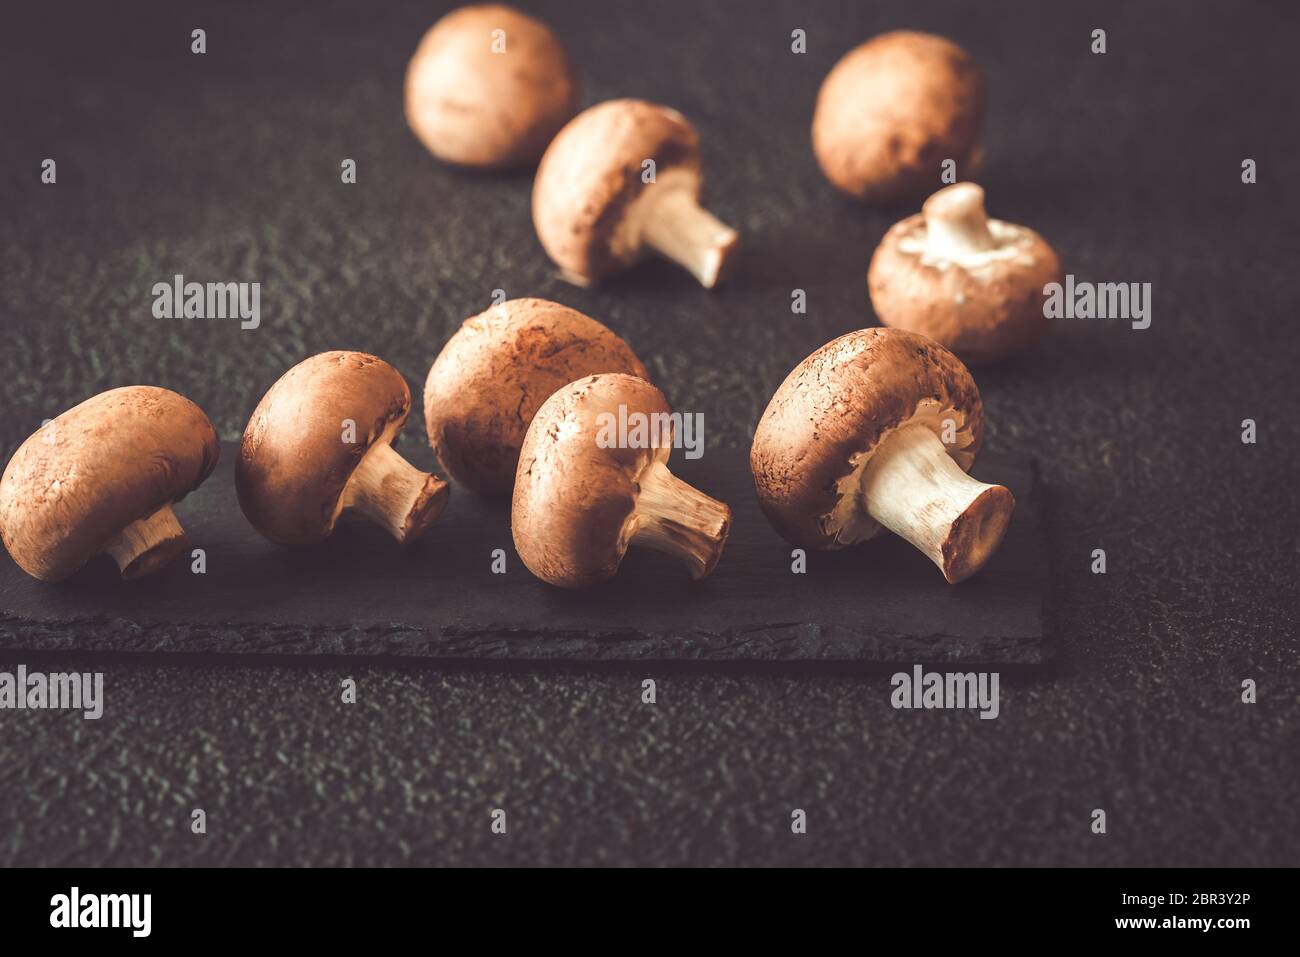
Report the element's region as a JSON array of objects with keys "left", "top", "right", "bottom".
[
  {"left": 405, "top": 4, "right": 577, "bottom": 169},
  {"left": 812, "top": 31, "right": 984, "bottom": 203},
  {"left": 424, "top": 298, "right": 648, "bottom": 496},
  {"left": 237, "top": 352, "right": 415, "bottom": 545},
  {"left": 512, "top": 373, "right": 669, "bottom": 588},
  {"left": 533, "top": 99, "right": 702, "bottom": 282},
  {"left": 0, "top": 387, "right": 219, "bottom": 582},
  {"left": 750, "top": 328, "right": 985, "bottom": 549},
  {"left": 868, "top": 184, "right": 1063, "bottom": 363}
]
